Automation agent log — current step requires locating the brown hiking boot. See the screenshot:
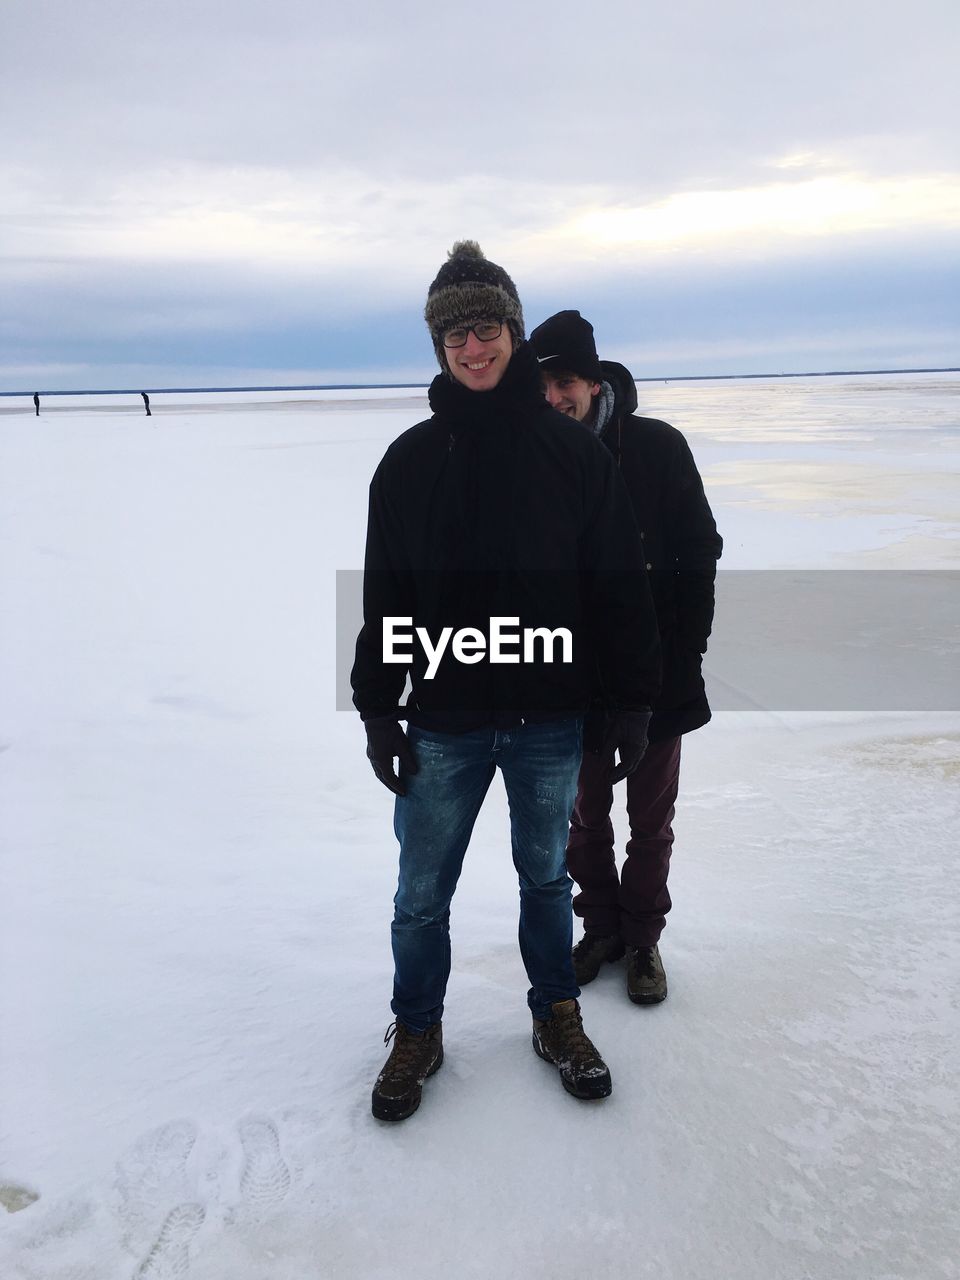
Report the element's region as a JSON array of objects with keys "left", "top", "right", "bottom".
[
  {"left": 371, "top": 1021, "right": 443, "bottom": 1121},
  {"left": 532, "top": 999, "right": 612, "bottom": 1100},
  {"left": 626, "top": 945, "right": 668, "bottom": 1004},
  {"left": 572, "top": 932, "right": 625, "bottom": 985}
]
